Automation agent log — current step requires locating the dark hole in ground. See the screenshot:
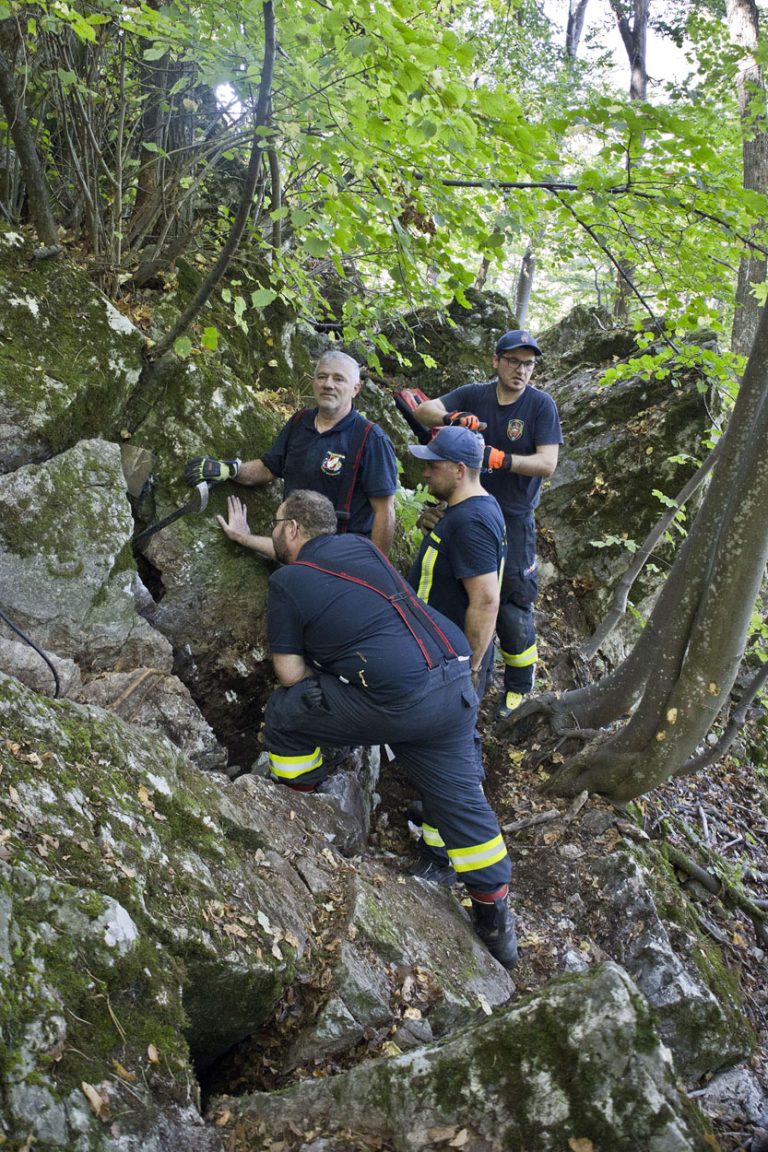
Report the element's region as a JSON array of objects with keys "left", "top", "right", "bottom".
[
  {"left": 172, "top": 647, "right": 270, "bottom": 770},
  {"left": 133, "top": 547, "right": 165, "bottom": 603}
]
